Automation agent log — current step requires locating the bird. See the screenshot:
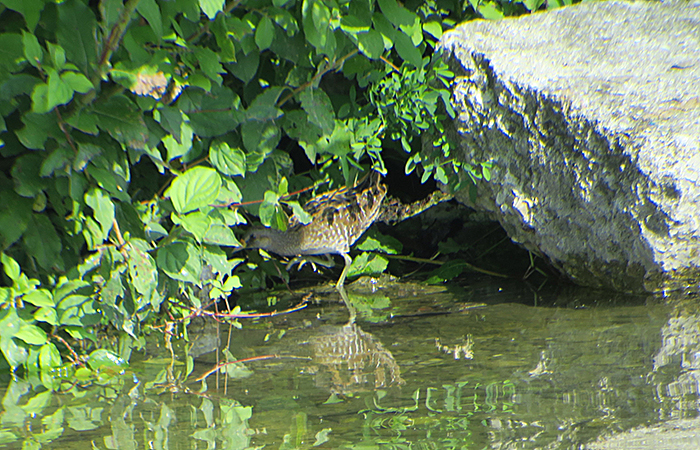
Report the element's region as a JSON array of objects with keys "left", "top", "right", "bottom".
[{"left": 243, "top": 171, "right": 387, "bottom": 293}]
